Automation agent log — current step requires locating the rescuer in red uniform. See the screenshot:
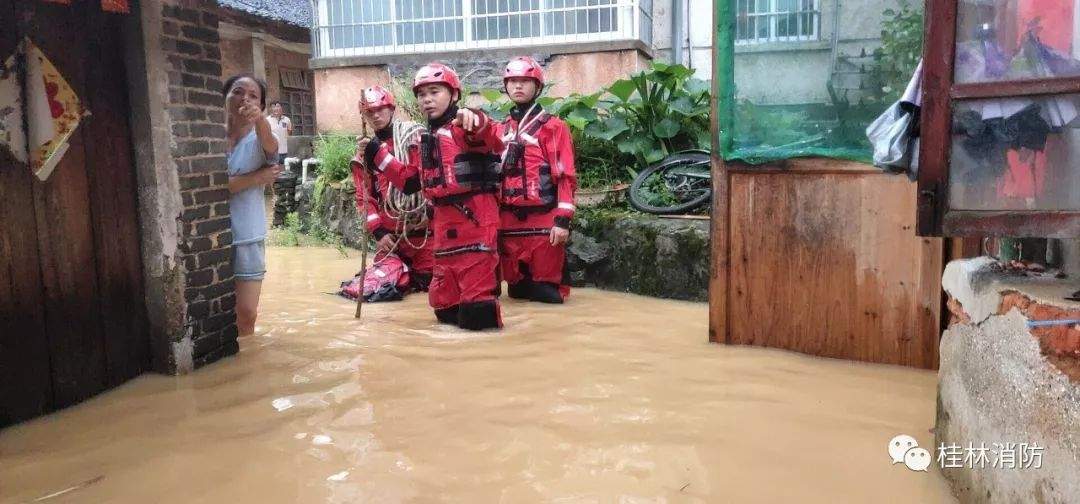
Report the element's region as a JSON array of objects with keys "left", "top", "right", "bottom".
[
  {"left": 360, "top": 63, "right": 506, "bottom": 330},
  {"left": 350, "top": 85, "right": 434, "bottom": 293},
  {"left": 497, "top": 56, "right": 577, "bottom": 303}
]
